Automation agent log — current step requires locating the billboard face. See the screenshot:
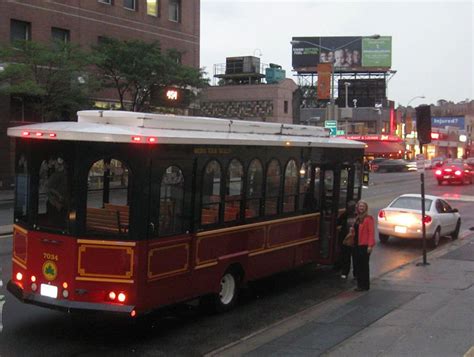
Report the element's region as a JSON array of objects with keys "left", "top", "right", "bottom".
[
  {"left": 292, "top": 36, "right": 392, "bottom": 73},
  {"left": 431, "top": 116, "right": 465, "bottom": 129}
]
